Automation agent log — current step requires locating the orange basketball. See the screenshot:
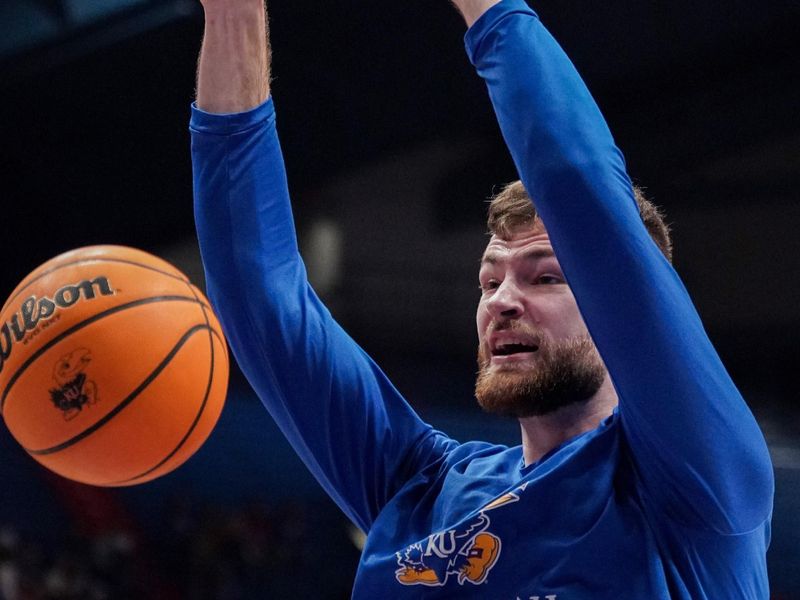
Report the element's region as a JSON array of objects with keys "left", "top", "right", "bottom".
[{"left": 0, "top": 245, "right": 229, "bottom": 487}]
